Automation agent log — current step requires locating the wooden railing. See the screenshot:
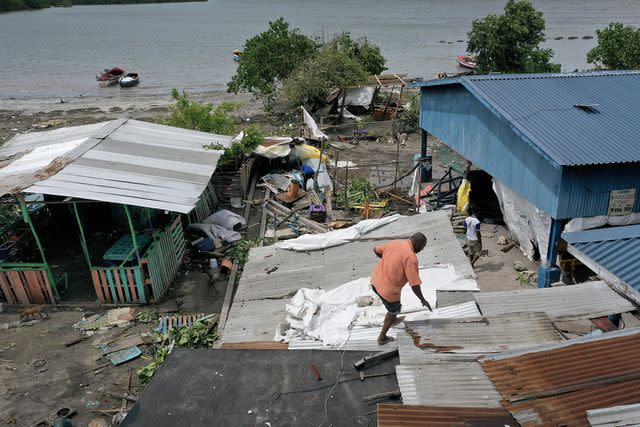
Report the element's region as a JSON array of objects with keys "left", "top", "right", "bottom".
[
  {"left": 0, "top": 263, "right": 55, "bottom": 305},
  {"left": 90, "top": 265, "right": 146, "bottom": 304},
  {"left": 143, "top": 216, "right": 186, "bottom": 302}
]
